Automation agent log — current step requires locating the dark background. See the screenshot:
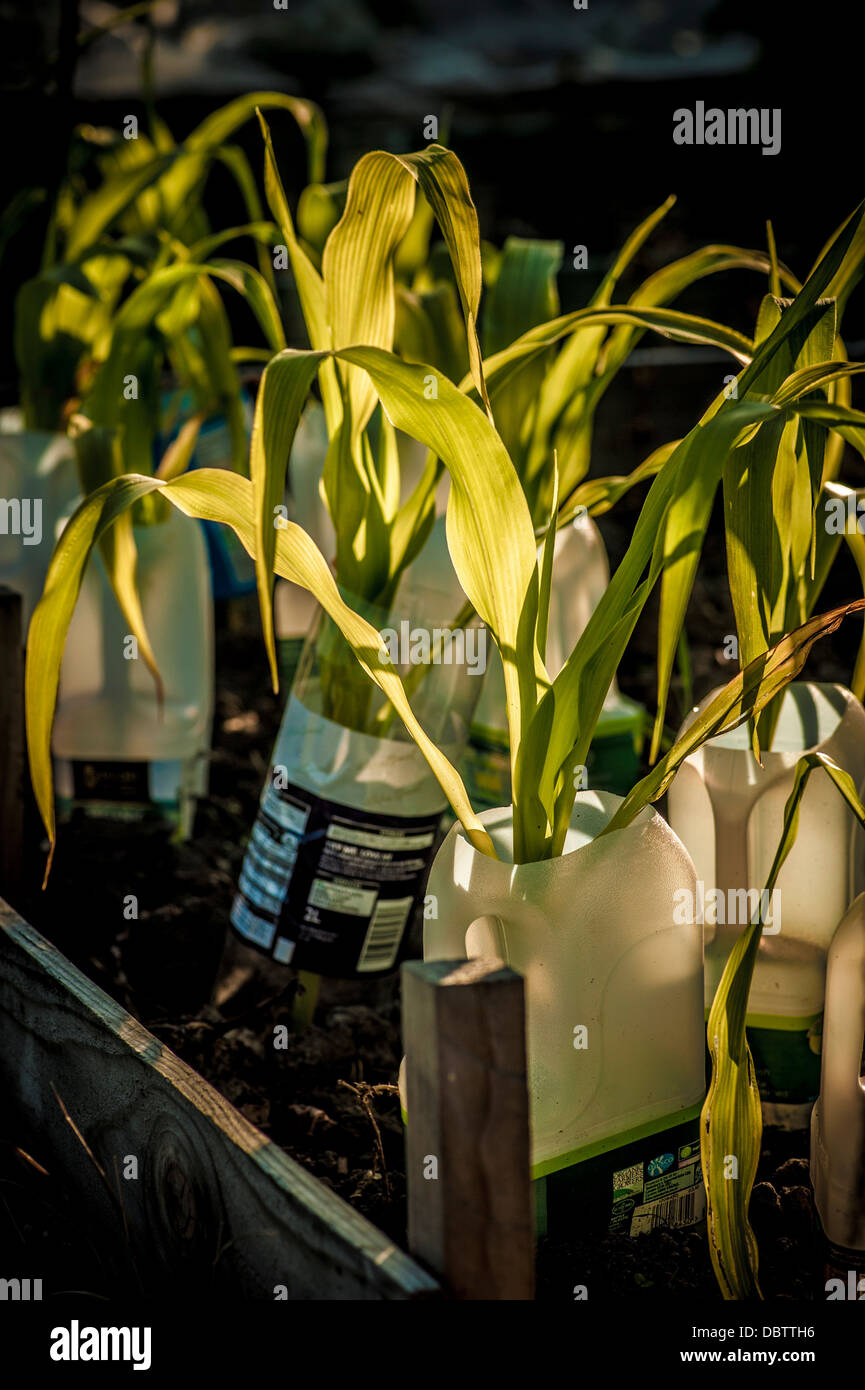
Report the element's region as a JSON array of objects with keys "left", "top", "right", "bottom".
[
  {"left": 1, "top": 0, "right": 861, "bottom": 343},
  {"left": 1, "top": 0, "right": 863, "bottom": 681}
]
